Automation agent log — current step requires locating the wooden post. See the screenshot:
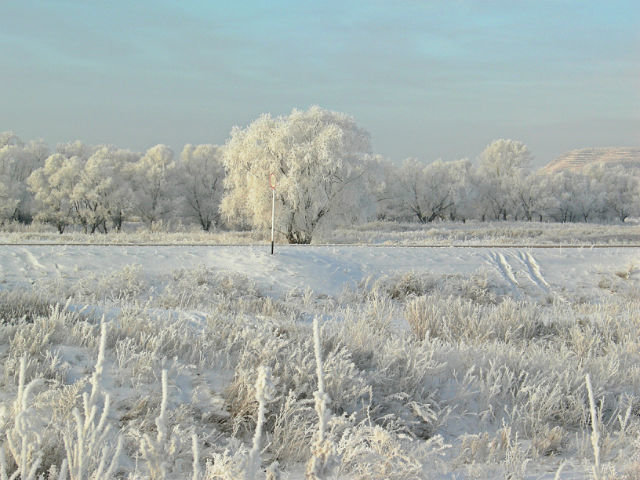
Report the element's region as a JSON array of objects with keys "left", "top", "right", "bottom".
[
  {"left": 269, "top": 173, "right": 276, "bottom": 255},
  {"left": 271, "top": 187, "right": 275, "bottom": 254}
]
